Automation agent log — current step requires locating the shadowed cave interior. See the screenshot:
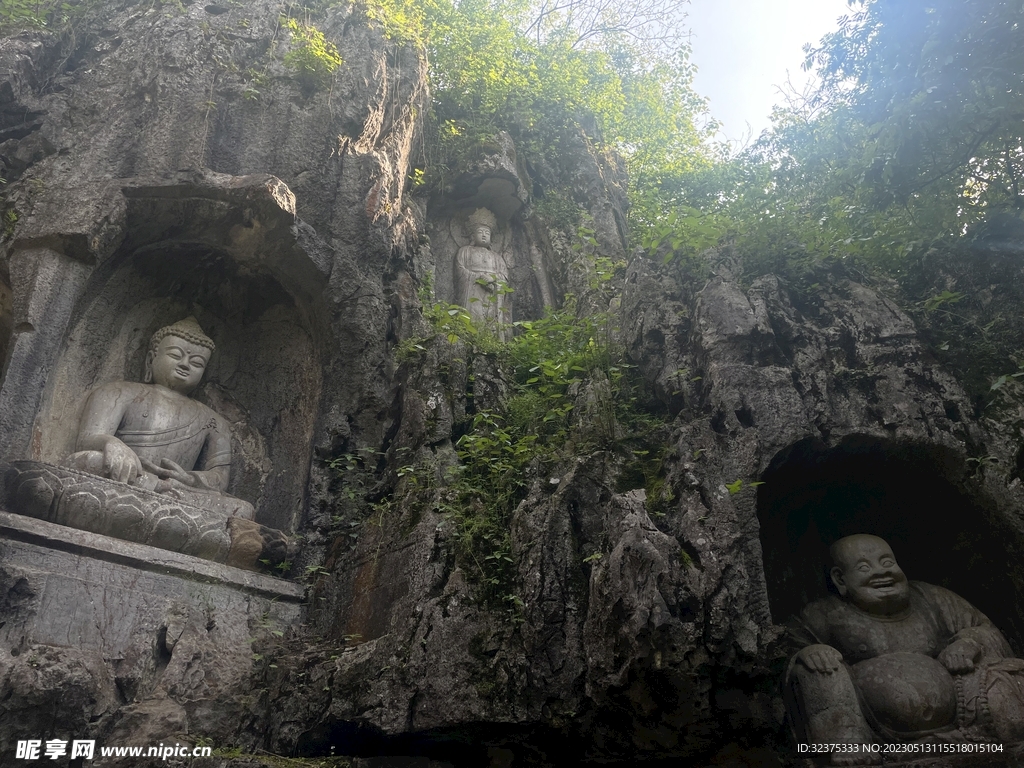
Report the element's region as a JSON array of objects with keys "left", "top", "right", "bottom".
[{"left": 757, "top": 435, "right": 1024, "bottom": 654}]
